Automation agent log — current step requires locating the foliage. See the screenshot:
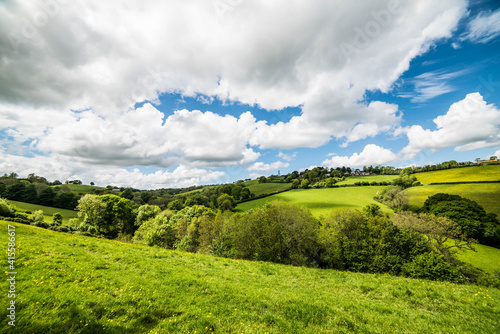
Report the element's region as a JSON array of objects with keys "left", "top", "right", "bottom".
[
  {"left": 217, "top": 193, "right": 236, "bottom": 211},
  {"left": 52, "top": 212, "right": 63, "bottom": 225},
  {"left": 135, "top": 204, "right": 161, "bottom": 227},
  {"left": 422, "top": 193, "right": 500, "bottom": 246},
  {"left": 374, "top": 186, "right": 408, "bottom": 210},
  {"left": 393, "top": 211, "right": 475, "bottom": 261},
  {"left": 0, "top": 197, "right": 15, "bottom": 217},
  {"left": 32, "top": 210, "right": 45, "bottom": 222},
  {"left": 401, "top": 252, "right": 462, "bottom": 282},
  {"left": 300, "top": 179, "right": 309, "bottom": 189}
]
